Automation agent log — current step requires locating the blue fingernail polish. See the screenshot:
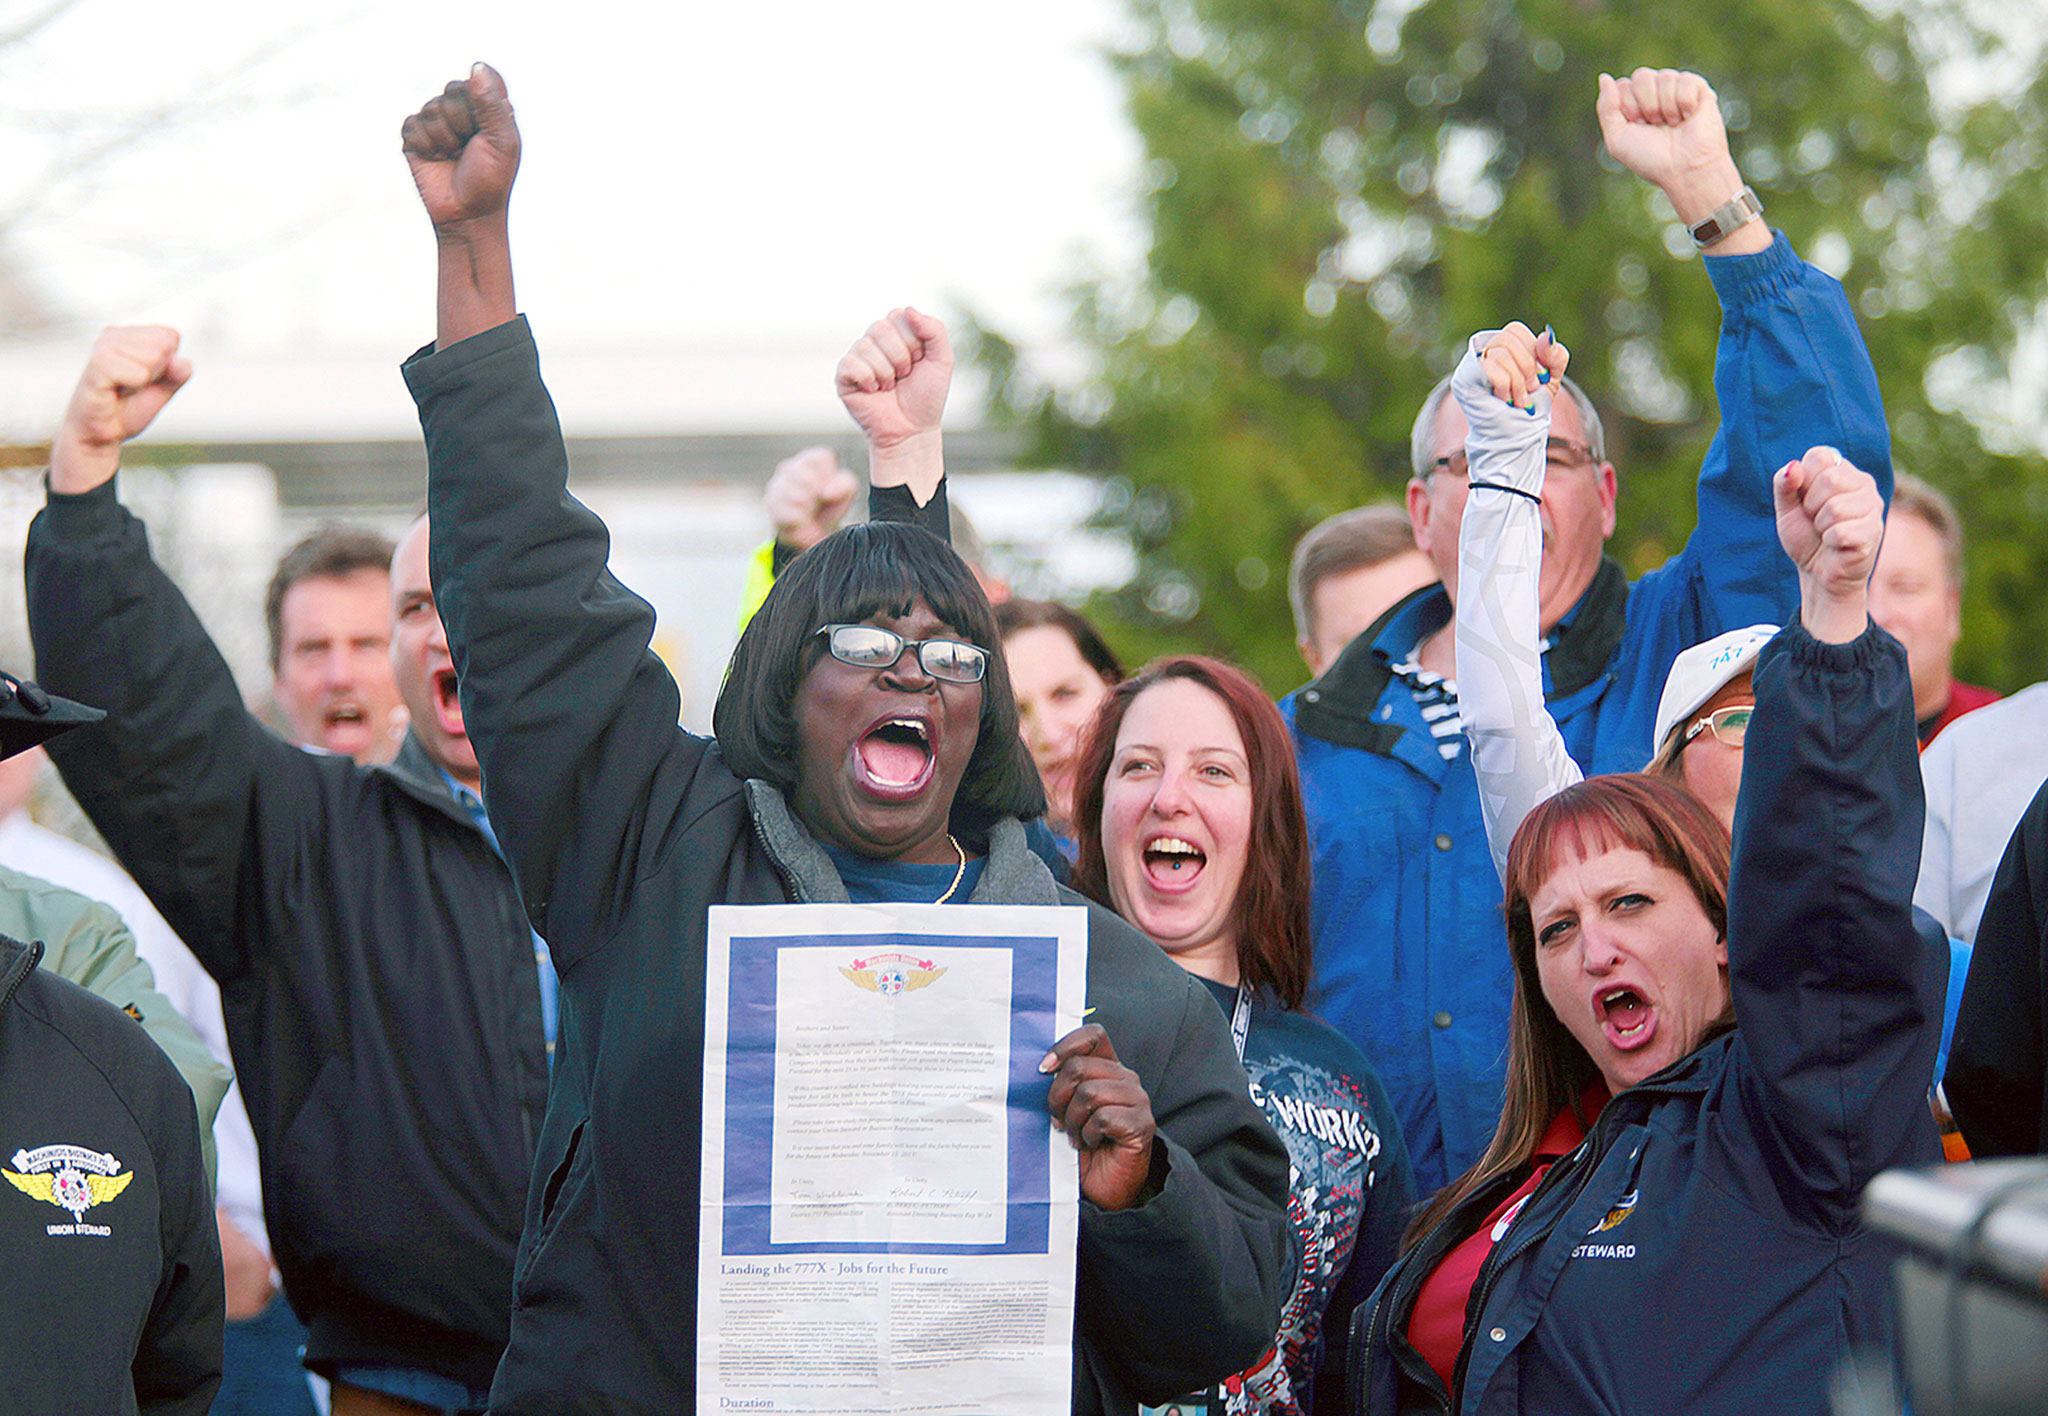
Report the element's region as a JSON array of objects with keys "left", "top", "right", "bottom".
[
  {"left": 1542, "top": 323, "right": 1554, "bottom": 341},
  {"left": 1526, "top": 404, "right": 1537, "bottom": 415},
  {"left": 1538, "top": 371, "right": 1551, "bottom": 384}
]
